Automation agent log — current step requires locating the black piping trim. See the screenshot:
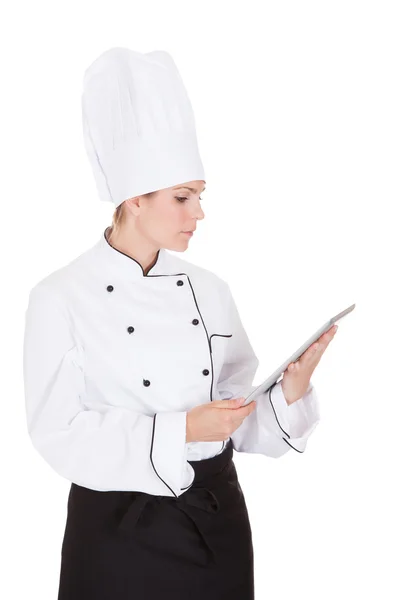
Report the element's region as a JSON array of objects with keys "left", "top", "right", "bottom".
[
  {"left": 180, "top": 482, "right": 193, "bottom": 491},
  {"left": 208, "top": 334, "right": 233, "bottom": 455},
  {"left": 186, "top": 276, "right": 213, "bottom": 355},
  {"left": 209, "top": 333, "right": 233, "bottom": 343},
  {"left": 268, "top": 380, "right": 290, "bottom": 438},
  {"left": 186, "top": 279, "right": 235, "bottom": 455},
  {"left": 282, "top": 437, "right": 305, "bottom": 453},
  {"left": 268, "top": 381, "right": 305, "bottom": 453},
  {"left": 149, "top": 414, "right": 178, "bottom": 498},
  {"left": 104, "top": 227, "right": 161, "bottom": 277},
  {"left": 103, "top": 231, "right": 233, "bottom": 490}
]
